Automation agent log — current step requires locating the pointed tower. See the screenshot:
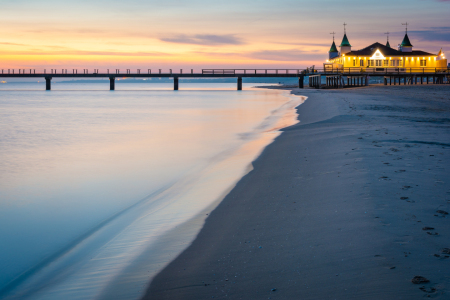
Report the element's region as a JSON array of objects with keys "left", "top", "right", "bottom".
[
  {"left": 436, "top": 48, "right": 447, "bottom": 68},
  {"left": 340, "top": 23, "right": 352, "bottom": 55},
  {"left": 385, "top": 32, "right": 391, "bottom": 48},
  {"left": 399, "top": 23, "right": 413, "bottom": 52},
  {"left": 329, "top": 34, "right": 339, "bottom": 59},
  {"left": 386, "top": 40, "right": 391, "bottom": 48}
]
